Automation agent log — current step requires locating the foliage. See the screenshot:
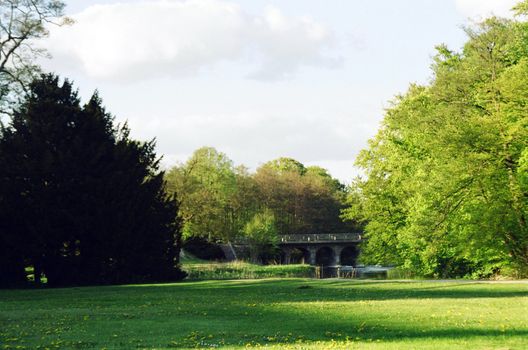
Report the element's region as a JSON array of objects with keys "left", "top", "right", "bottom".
[
  {"left": 344, "top": 12, "right": 528, "bottom": 277},
  {"left": 255, "top": 159, "right": 357, "bottom": 235},
  {"left": 1, "top": 279, "right": 527, "bottom": 349},
  {"left": 0, "top": 74, "right": 185, "bottom": 287},
  {"left": 182, "top": 236, "right": 226, "bottom": 261},
  {"left": 166, "top": 149, "right": 355, "bottom": 251},
  {"left": 260, "top": 157, "right": 307, "bottom": 175},
  {"left": 0, "top": 0, "right": 72, "bottom": 115},
  {"left": 243, "top": 209, "right": 279, "bottom": 262},
  {"left": 183, "top": 260, "right": 314, "bottom": 280},
  {"left": 165, "top": 147, "right": 241, "bottom": 242}
]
